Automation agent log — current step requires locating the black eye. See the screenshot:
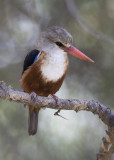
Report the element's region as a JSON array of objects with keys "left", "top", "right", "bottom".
[{"left": 55, "top": 42, "right": 64, "bottom": 47}]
